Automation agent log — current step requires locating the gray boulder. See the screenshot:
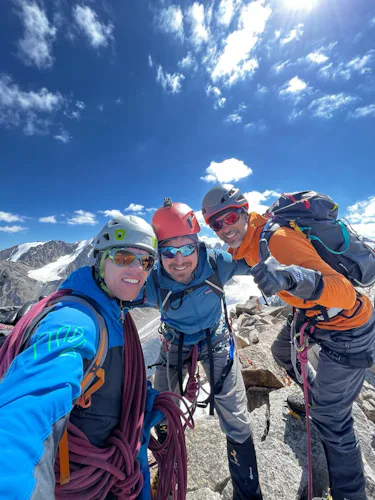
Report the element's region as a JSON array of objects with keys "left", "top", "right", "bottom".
[{"left": 185, "top": 416, "right": 230, "bottom": 495}]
